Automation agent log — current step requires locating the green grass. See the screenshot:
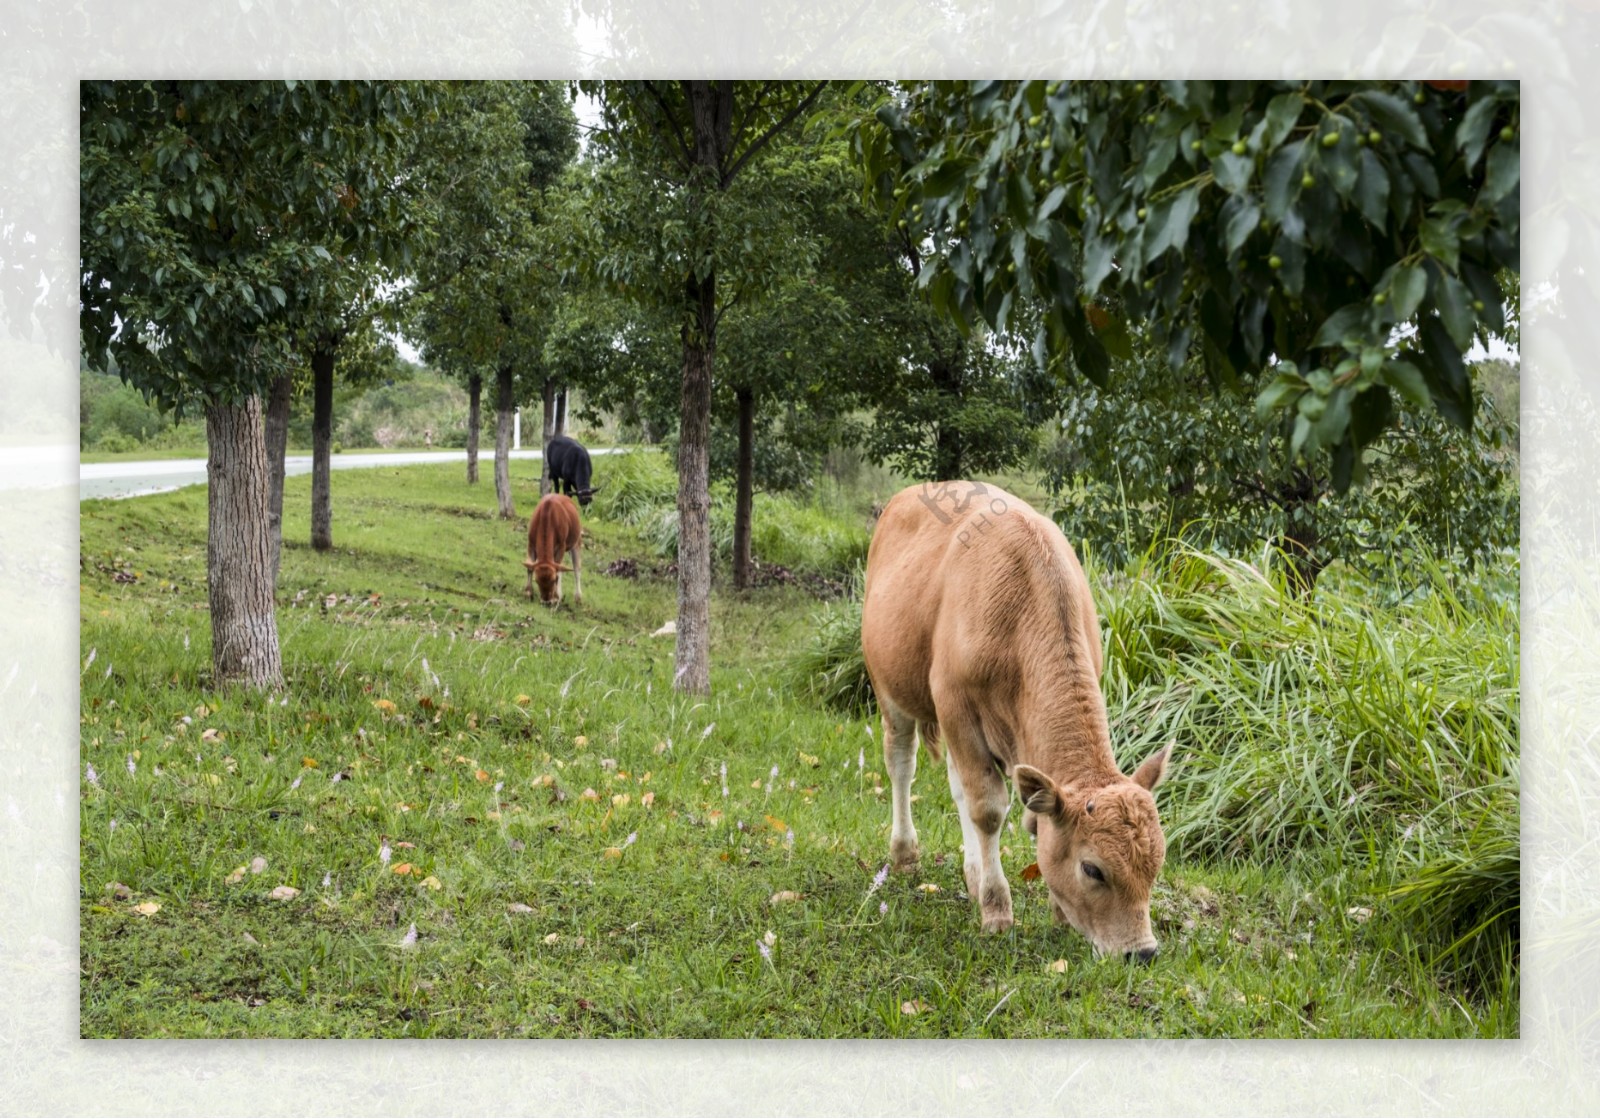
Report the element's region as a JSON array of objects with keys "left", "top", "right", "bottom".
[{"left": 79, "top": 454, "right": 1518, "bottom": 1037}]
